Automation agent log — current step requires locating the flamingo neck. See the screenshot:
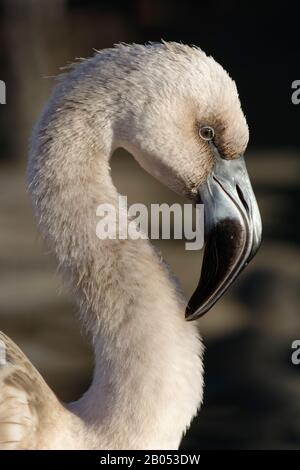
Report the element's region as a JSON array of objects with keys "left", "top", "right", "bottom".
[{"left": 28, "top": 86, "right": 203, "bottom": 450}]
